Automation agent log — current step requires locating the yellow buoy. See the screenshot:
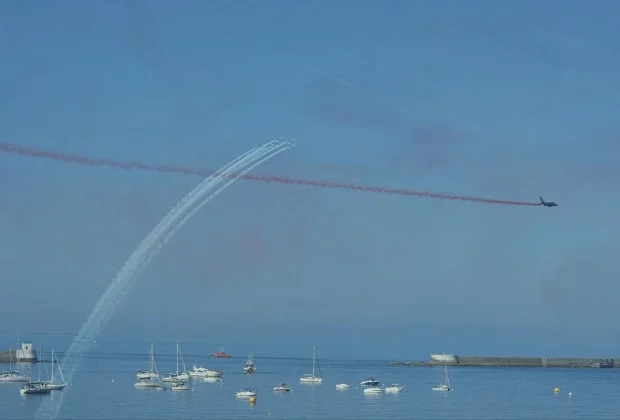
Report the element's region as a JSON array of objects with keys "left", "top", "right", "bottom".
[
  {"left": 554, "top": 387, "right": 560, "bottom": 393},
  {"left": 249, "top": 396, "right": 256, "bottom": 404}
]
